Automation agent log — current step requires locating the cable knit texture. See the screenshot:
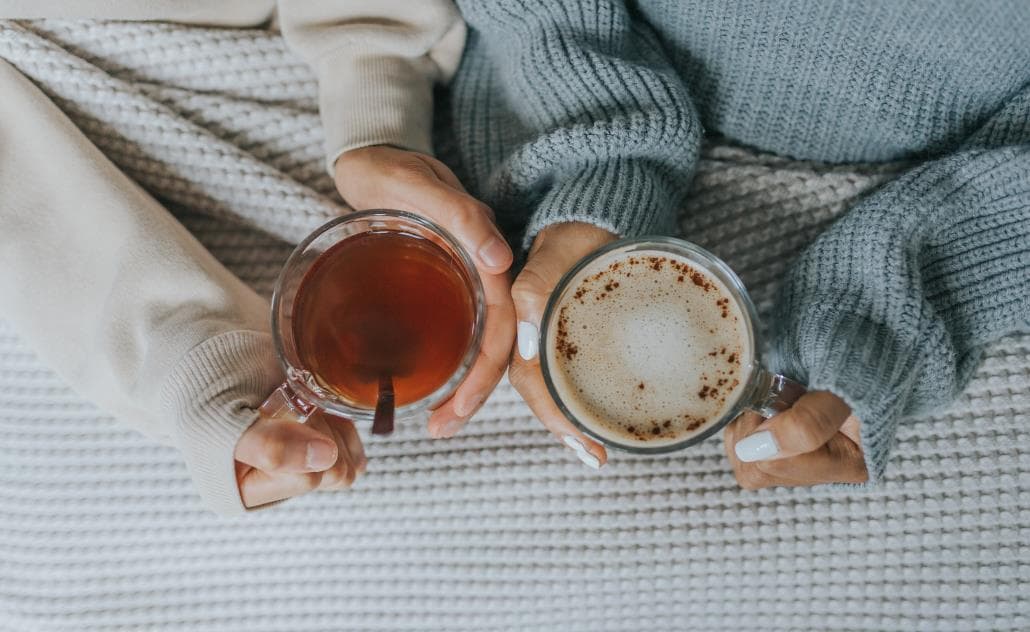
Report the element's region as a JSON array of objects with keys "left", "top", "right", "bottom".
[
  {"left": 0, "top": 19, "right": 1027, "bottom": 631},
  {"left": 448, "top": 0, "right": 1030, "bottom": 484}
]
